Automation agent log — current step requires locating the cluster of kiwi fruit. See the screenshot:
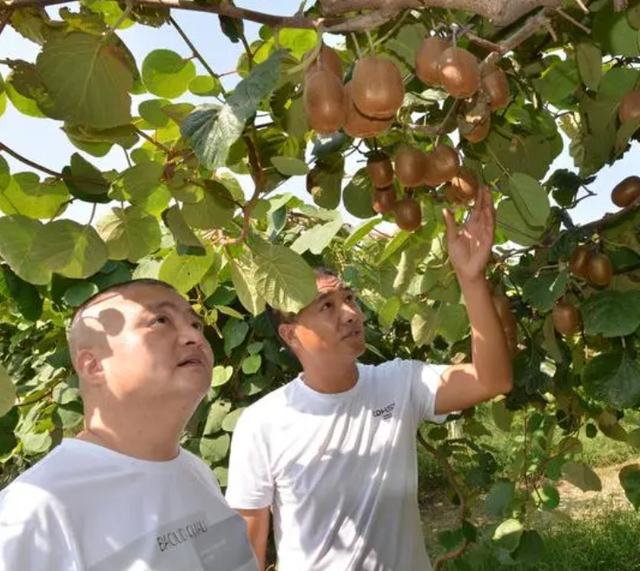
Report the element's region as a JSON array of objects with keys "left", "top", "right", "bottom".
[
  {"left": 367, "top": 144, "right": 480, "bottom": 231},
  {"left": 415, "top": 37, "right": 510, "bottom": 143},
  {"left": 611, "top": 175, "right": 640, "bottom": 208},
  {"left": 302, "top": 44, "right": 404, "bottom": 138},
  {"left": 570, "top": 244, "right": 612, "bottom": 288}
]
